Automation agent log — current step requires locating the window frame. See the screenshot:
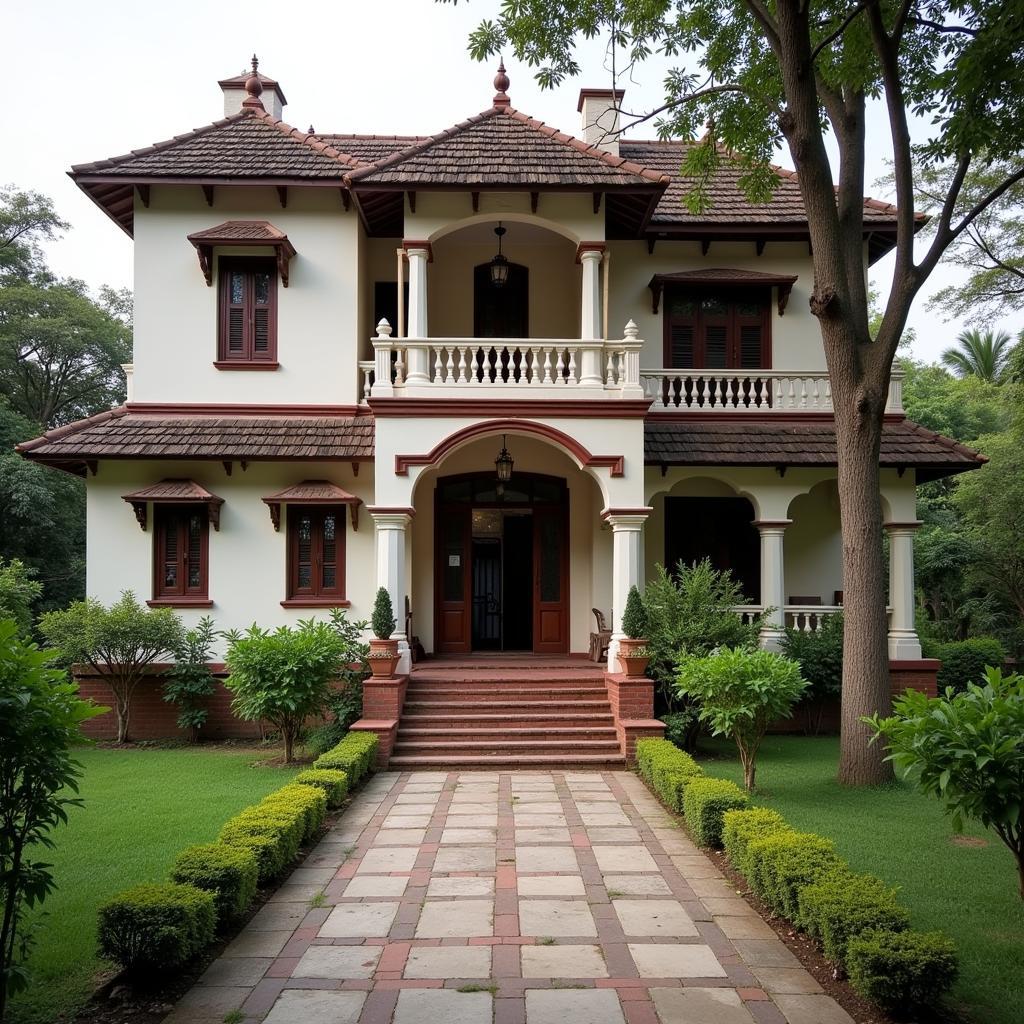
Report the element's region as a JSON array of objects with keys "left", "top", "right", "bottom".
[
  {"left": 150, "top": 504, "right": 212, "bottom": 606},
  {"left": 216, "top": 255, "right": 279, "bottom": 368},
  {"left": 661, "top": 285, "right": 772, "bottom": 370},
  {"left": 283, "top": 504, "right": 349, "bottom": 607}
]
